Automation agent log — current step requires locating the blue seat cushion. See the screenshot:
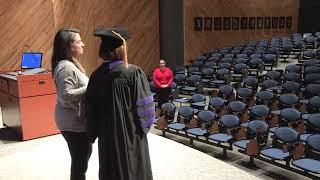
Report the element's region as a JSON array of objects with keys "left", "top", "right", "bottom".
[
  {"left": 300, "top": 133, "right": 313, "bottom": 142},
  {"left": 211, "top": 80, "right": 226, "bottom": 84},
  {"left": 182, "top": 87, "right": 197, "bottom": 91},
  {"left": 208, "top": 133, "right": 233, "bottom": 142},
  {"left": 302, "top": 114, "right": 311, "bottom": 120},
  {"left": 191, "top": 102, "right": 206, "bottom": 107},
  {"left": 186, "top": 128, "right": 207, "bottom": 136},
  {"left": 260, "top": 148, "right": 290, "bottom": 160},
  {"left": 292, "top": 158, "right": 320, "bottom": 174},
  {"left": 167, "top": 123, "right": 186, "bottom": 130},
  {"left": 269, "top": 127, "right": 278, "bottom": 133},
  {"left": 233, "top": 140, "right": 250, "bottom": 149},
  {"left": 175, "top": 98, "right": 190, "bottom": 103},
  {"left": 241, "top": 122, "right": 248, "bottom": 128}
]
